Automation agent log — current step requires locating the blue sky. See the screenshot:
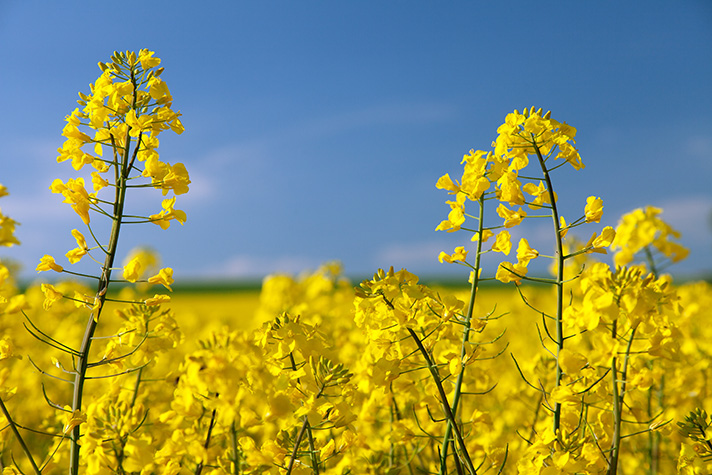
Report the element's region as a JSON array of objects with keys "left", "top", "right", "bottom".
[{"left": 1, "top": 1, "right": 711, "bottom": 283}]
